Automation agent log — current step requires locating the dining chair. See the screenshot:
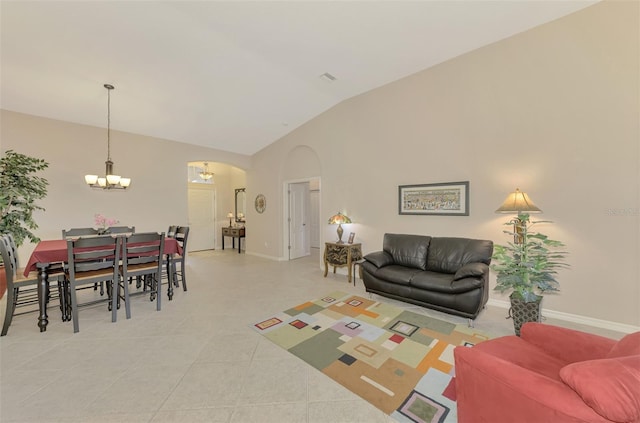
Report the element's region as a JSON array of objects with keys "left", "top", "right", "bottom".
[
  {"left": 171, "top": 226, "right": 189, "bottom": 291},
  {"left": 65, "top": 234, "right": 121, "bottom": 333},
  {"left": 117, "top": 232, "right": 165, "bottom": 319},
  {"left": 62, "top": 227, "right": 105, "bottom": 294},
  {"left": 107, "top": 226, "right": 135, "bottom": 234},
  {"left": 1, "top": 234, "right": 65, "bottom": 336},
  {"left": 167, "top": 225, "right": 178, "bottom": 238},
  {"left": 62, "top": 227, "right": 99, "bottom": 238}
]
